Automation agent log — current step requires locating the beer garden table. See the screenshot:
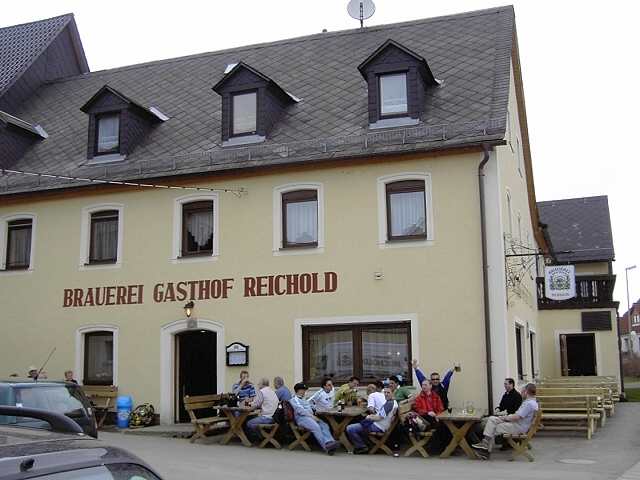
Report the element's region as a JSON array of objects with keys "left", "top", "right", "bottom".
[
  {"left": 437, "top": 410, "right": 484, "bottom": 459},
  {"left": 317, "top": 406, "right": 366, "bottom": 452},
  {"left": 218, "top": 406, "right": 258, "bottom": 447}
]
